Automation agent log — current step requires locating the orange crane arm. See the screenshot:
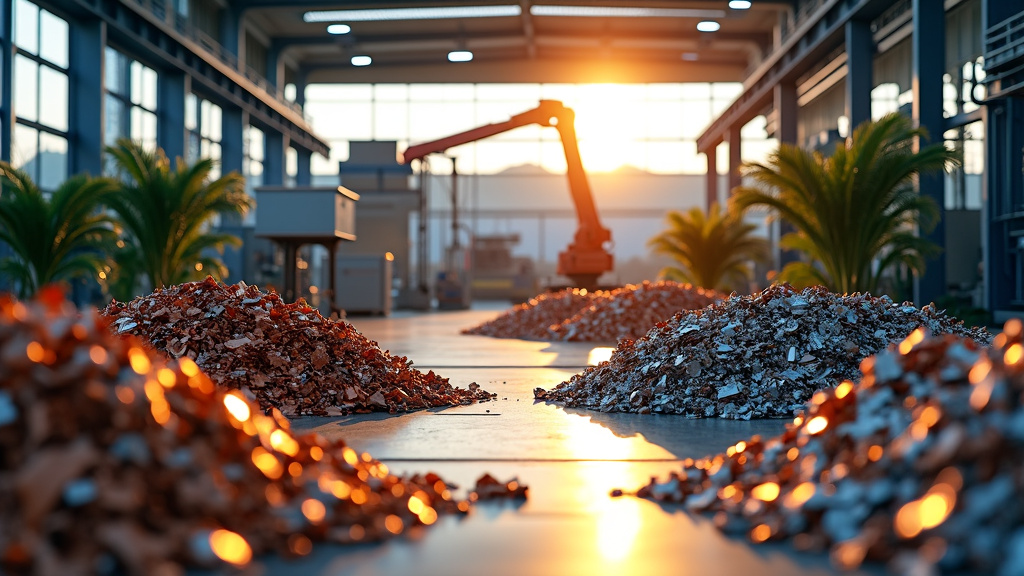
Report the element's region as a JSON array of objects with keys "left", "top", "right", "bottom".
[{"left": 401, "top": 100, "right": 613, "bottom": 288}]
